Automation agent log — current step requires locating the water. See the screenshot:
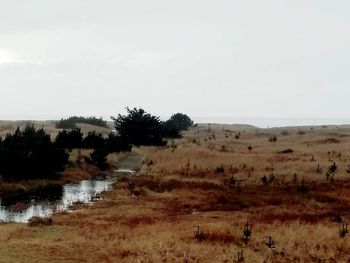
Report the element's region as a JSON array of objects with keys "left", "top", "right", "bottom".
[{"left": 0, "top": 177, "right": 115, "bottom": 223}]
